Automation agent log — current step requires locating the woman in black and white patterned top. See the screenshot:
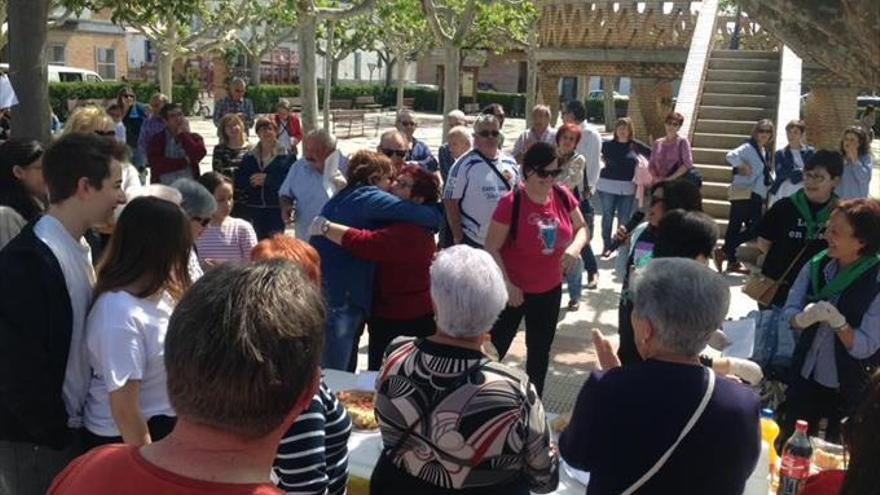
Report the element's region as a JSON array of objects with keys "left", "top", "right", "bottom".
[{"left": 371, "top": 245, "right": 558, "bottom": 495}]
